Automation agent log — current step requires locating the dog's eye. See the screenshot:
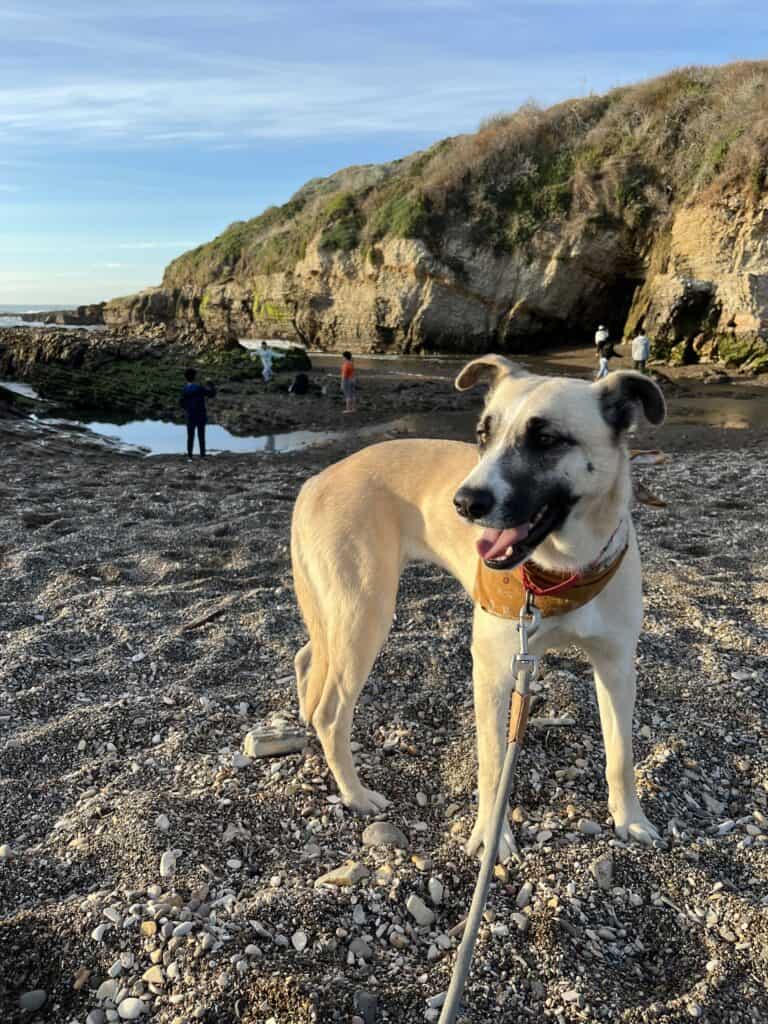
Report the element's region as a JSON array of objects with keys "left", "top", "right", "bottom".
[
  {"left": 527, "top": 418, "right": 575, "bottom": 451},
  {"left": 538, "top": 433, "right": 561, "bottom": 448}
]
